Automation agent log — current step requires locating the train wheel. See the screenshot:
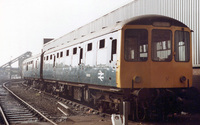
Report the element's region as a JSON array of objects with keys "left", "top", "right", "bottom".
[
  {"left": 98, "top": 101, "right": 108, "bottom": 113},
  {"left": 98, "top": 105, "right": 104, "bottom": 113},
  {"left": 135, "top": 99, "right": 148, "bottom": 121}
]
